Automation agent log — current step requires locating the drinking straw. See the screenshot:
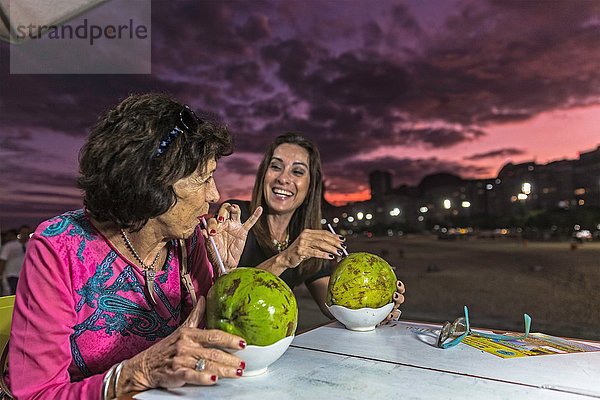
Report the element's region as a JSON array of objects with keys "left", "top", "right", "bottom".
[
  {"left": 201, "top": 217, "right": 227, "bottom": 275},
  {"left": 327, "top": 223, "right": 349, "bottom": 257}
]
